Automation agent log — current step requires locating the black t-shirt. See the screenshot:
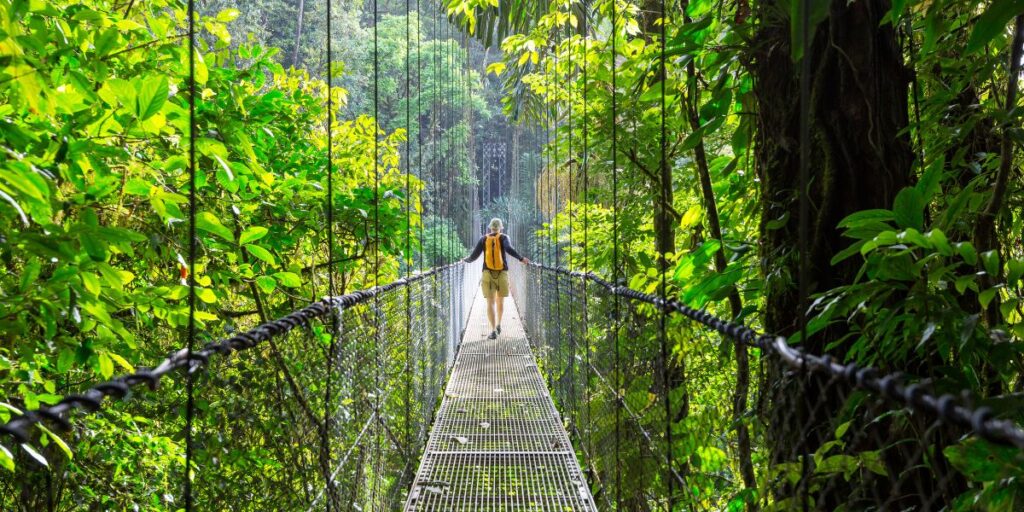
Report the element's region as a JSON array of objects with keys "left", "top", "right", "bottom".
[{"left": 465, "top": 233, "right": 524, "bottom": 271}]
